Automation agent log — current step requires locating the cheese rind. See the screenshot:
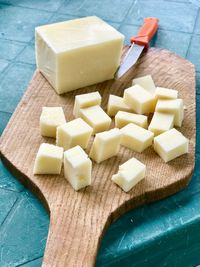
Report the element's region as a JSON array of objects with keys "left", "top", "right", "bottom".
[
  {"left": 123, "top": 85, "right": 155, "bottom": 114},
  {"left": 73, "top": 91, "right": 101, "bottom": 117},
  {"left": 148, "top": 112, "right": 174, "bottom": 136},
  {"left": 120, "top": 123, "right": 154, "bottom": 152},
  {"left": 132, "top": 75, "right": 156, "bottom": 94},
  {"left": 80, "top": 105, "right": 111, "bottom": 134},
  {"left": 107, "top": 94, "right": 131, "bottom": 117},
  {"left": 112, "top": 157, "right": 146, "bottom": 192},
  {"left": 89, "top": 128, "right": 121, "bottom": 163},
  {"left": 64, "top": 146, "right": 92, "bottom": 191},
  {"left": 56, "top": 118, "right": 92, "bottom": 150},
  {"left": 40, "top": 107, "right": 66, "bottom": 138},
  {"left": 33, "top": 143, "right": 63, "bottom": 174},
  {"left": 115, "top": 111, "right": 148, "bottom": 129},
  {"left": 155, "top": 87, "right": 178, "bottom": 100},
  {"left": 155, "top": 99, "right": 184, "bottom": 127},
  {"left": 35, "top": 16, "right": 124, "bottom": 94},
  {"left": 154, "top": 128, "right": 188, "bottom": 162}
]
